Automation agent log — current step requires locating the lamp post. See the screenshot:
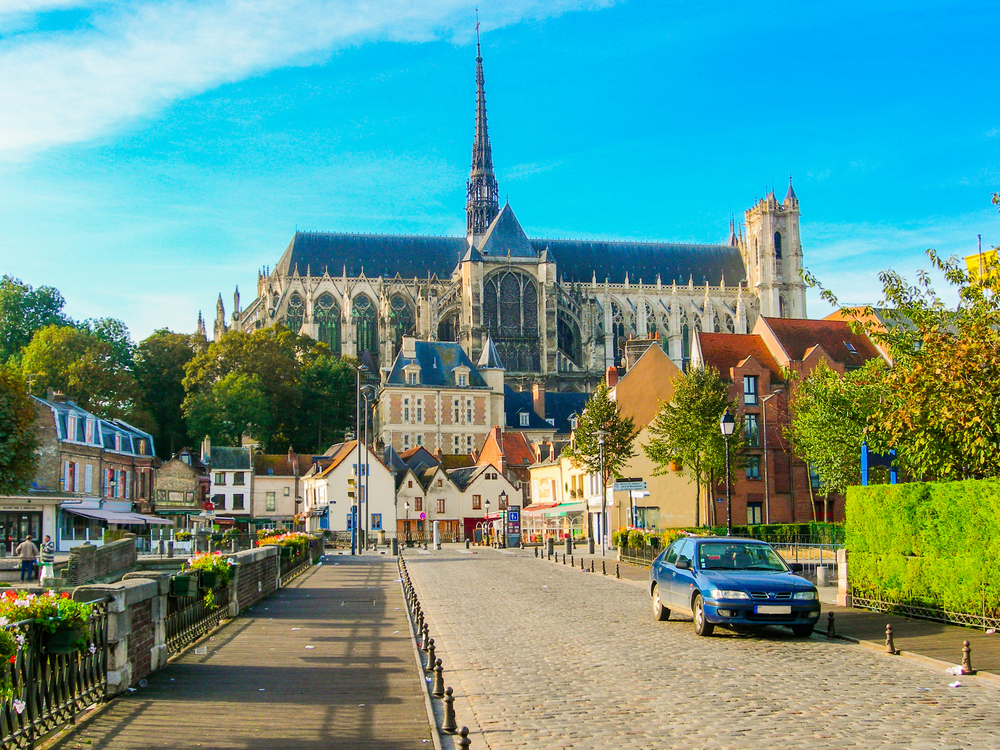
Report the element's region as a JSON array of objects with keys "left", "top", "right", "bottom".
[
  {"left": 597, "top": 429, "right": 607, "bottom": 556},
  {"left": 404, "top": 501, "right": 410, "bottom": 546},
  {"left": 484, "top": 498, "right": 491, "bottom": 546},
  {"left": 360, "top": 384, "right": 378, "bottom": 551},
  {"left": 352, "top": 364, "right": 368, "bottom": 556},
  {"left": 760, "top": 389, "right": 784, "bottom": 525},
  {"left": 499, "top": 490, "right": 507, "bottom": 548},
  {"left": 720, "top": 410, "right": 735, "bottom": 536}
]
